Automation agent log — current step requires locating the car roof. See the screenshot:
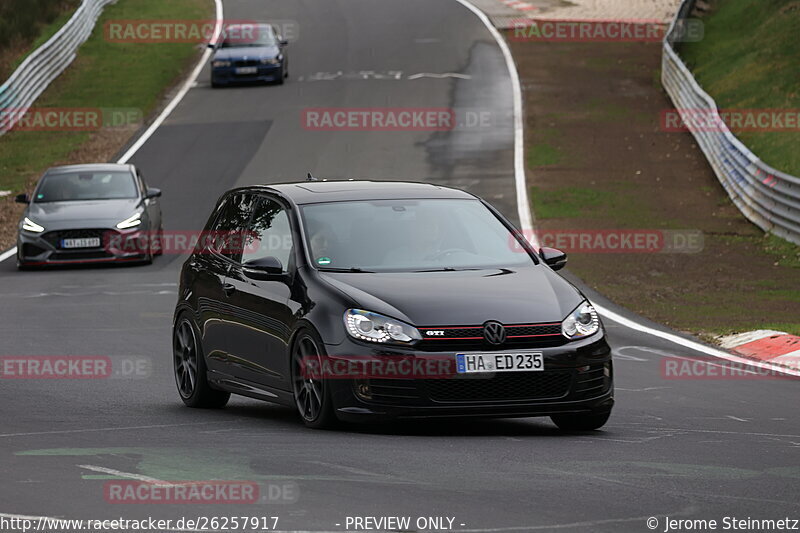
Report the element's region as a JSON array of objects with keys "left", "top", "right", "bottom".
[
  {"left": 45, "top": 163, "right": 133, "bottom": 175},
  {"left": 239, "top": 180, "right": 477, "bottom": 205}
]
